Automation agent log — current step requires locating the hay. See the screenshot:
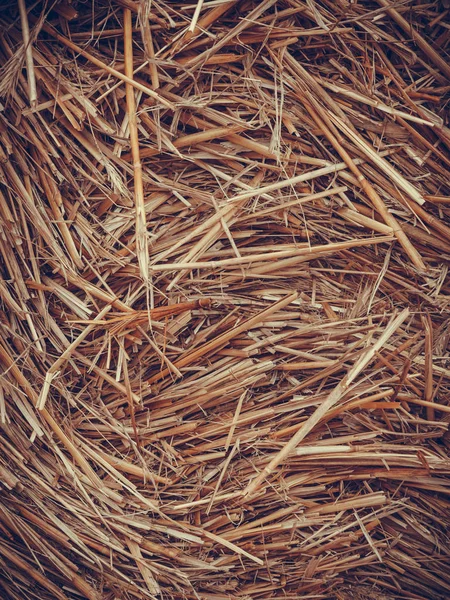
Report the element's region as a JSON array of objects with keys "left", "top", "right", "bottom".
[{"left": 0, "top": 1, "right": 449, "bottom": 598}]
